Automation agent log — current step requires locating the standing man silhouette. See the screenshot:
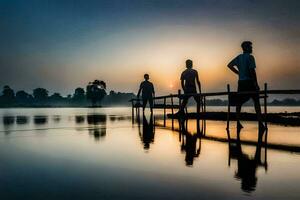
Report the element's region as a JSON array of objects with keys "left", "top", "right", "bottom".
[
  {"left": 177, "top": 59, "right": 202, "bottom": 115},
  {"left": 137, "top": 74, "right": 155, "bottom": 113},
  {"left": 227, "top": 41, "right": 265, "bottom": 131}
]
